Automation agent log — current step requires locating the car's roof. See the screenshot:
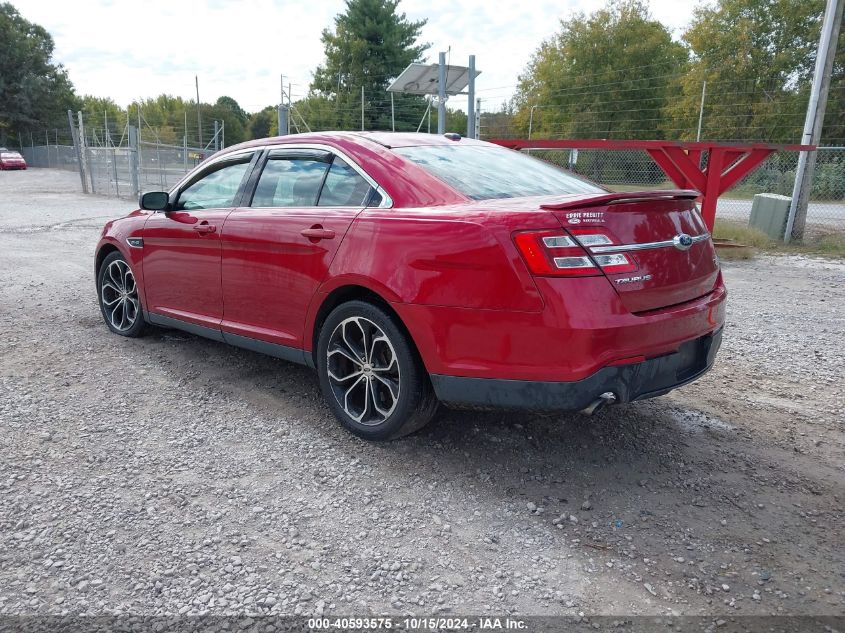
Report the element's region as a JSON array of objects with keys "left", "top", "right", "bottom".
[
  {"left": 224, "top": 131, "right": 489, "bottom": 153},
  {"left": 195, "top": 132, "right": 485, "bottom": 208},
  {"left": 353, "top": 132, "right": 488, "bottom": 148}
]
